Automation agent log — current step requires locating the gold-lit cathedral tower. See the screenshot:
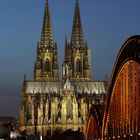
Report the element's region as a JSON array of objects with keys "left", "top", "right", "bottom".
[
  {"left": 62, "top": 0, "right": 90, "bottom": 81},
  {"left": 19, "top": 0, "right": 107, "bottom": 136},
  {"left": 34, "top": 0, "right": 58, "bottom": 81}
]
